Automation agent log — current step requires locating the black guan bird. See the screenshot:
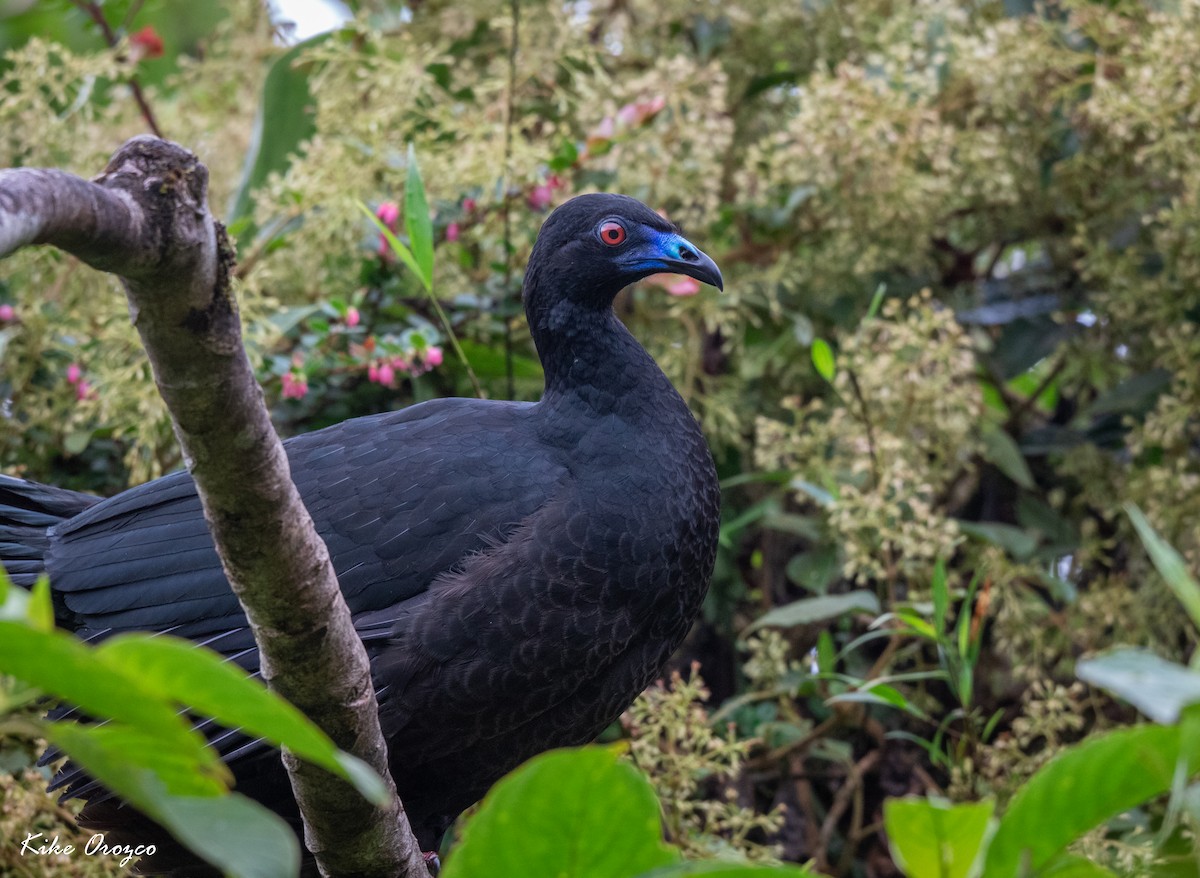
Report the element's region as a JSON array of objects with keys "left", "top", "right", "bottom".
[{"left": 0, "top": 193, "right": 723, "bottom": 872}]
